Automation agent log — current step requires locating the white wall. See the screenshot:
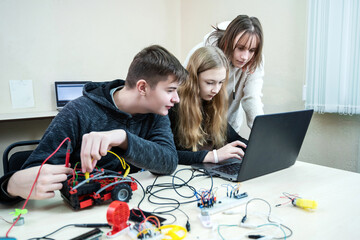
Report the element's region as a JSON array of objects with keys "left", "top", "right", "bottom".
[
  {"left": 0, "top": 0, "right": 181, "bottom": 174},
  {"left": 1, "top": 0, "right": 359, "bottom": 175},
  {"left": 0, "top": 0, "right": 181, "bottom": 114}
]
